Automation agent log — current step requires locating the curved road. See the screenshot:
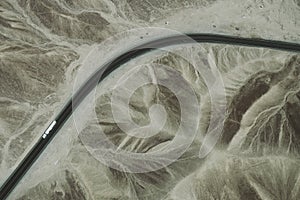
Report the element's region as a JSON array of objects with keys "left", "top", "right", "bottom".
[{"left": 1, "top": 34, "right": 300, "bottom": 199}]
